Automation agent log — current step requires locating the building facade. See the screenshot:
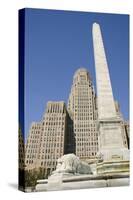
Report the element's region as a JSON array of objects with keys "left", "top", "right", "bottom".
[
  {"left": 67, "top": 68, "right": 98, "bottom": 161},
  {"left": 36, "top": 101, "right": 68, "bottom": 175},
  {"left": 25, "top": 101, "right": 68, "bottom": 175},
  {"left": 25, "top": 122, "right": 42, "bottom": 170}
]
